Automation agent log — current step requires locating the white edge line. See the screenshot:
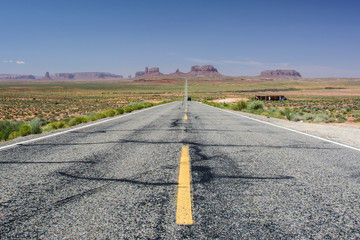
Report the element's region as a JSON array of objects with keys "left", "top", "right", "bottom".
[
  {"left": 0, "top": 102, "right": 177, "bottom": 152},
  {"left": 200, "top": 102, "right": 360, "bottom": 152}
]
